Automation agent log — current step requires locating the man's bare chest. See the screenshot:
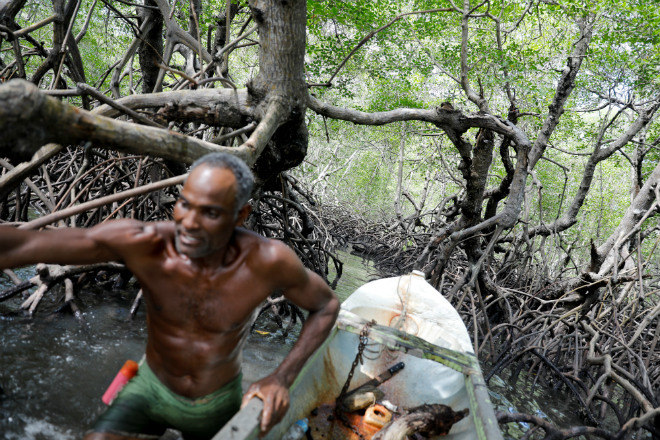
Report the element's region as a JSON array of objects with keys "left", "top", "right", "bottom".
[{"left": 133, "top": 260, "right": 267, "bottom": 333}]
